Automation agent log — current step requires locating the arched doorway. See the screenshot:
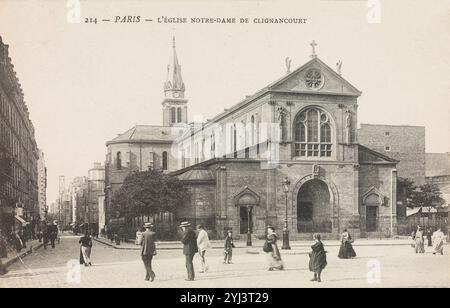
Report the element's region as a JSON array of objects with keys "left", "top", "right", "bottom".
[{"left": 297, "top": 179, "right": 332, "bottom": 233}]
